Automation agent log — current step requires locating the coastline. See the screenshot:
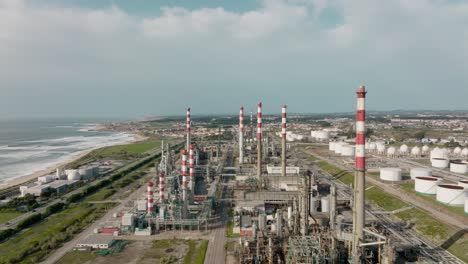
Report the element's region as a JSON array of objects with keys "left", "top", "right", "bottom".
[{"left": 0, "top": 131, "right": 148, "bottom": 191}]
